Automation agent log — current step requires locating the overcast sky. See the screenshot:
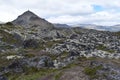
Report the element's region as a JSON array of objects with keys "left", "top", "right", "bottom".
[{"left": 0, "top": 0, "right": 120, "bottom": 26}]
